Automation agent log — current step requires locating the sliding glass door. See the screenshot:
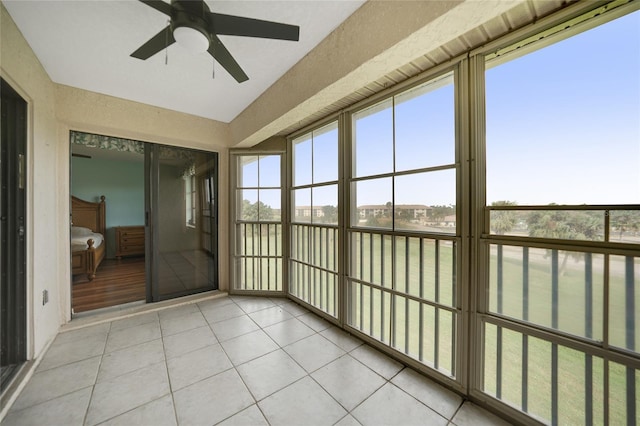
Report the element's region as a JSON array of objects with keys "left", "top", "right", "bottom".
[{"left": 146, "top": 145, "right": 218, "bottom": 301}]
